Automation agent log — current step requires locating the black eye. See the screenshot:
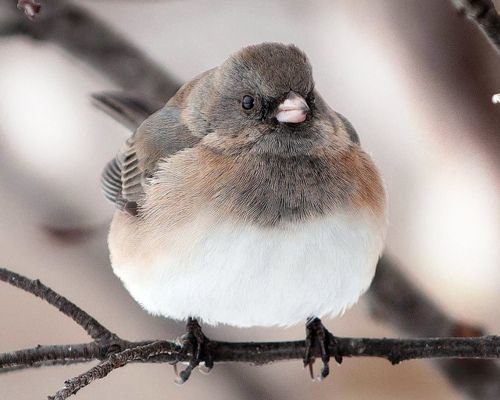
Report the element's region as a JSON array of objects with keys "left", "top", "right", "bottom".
[{"left": 242, "top": 95, "right": 254, "bottom": 110}]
